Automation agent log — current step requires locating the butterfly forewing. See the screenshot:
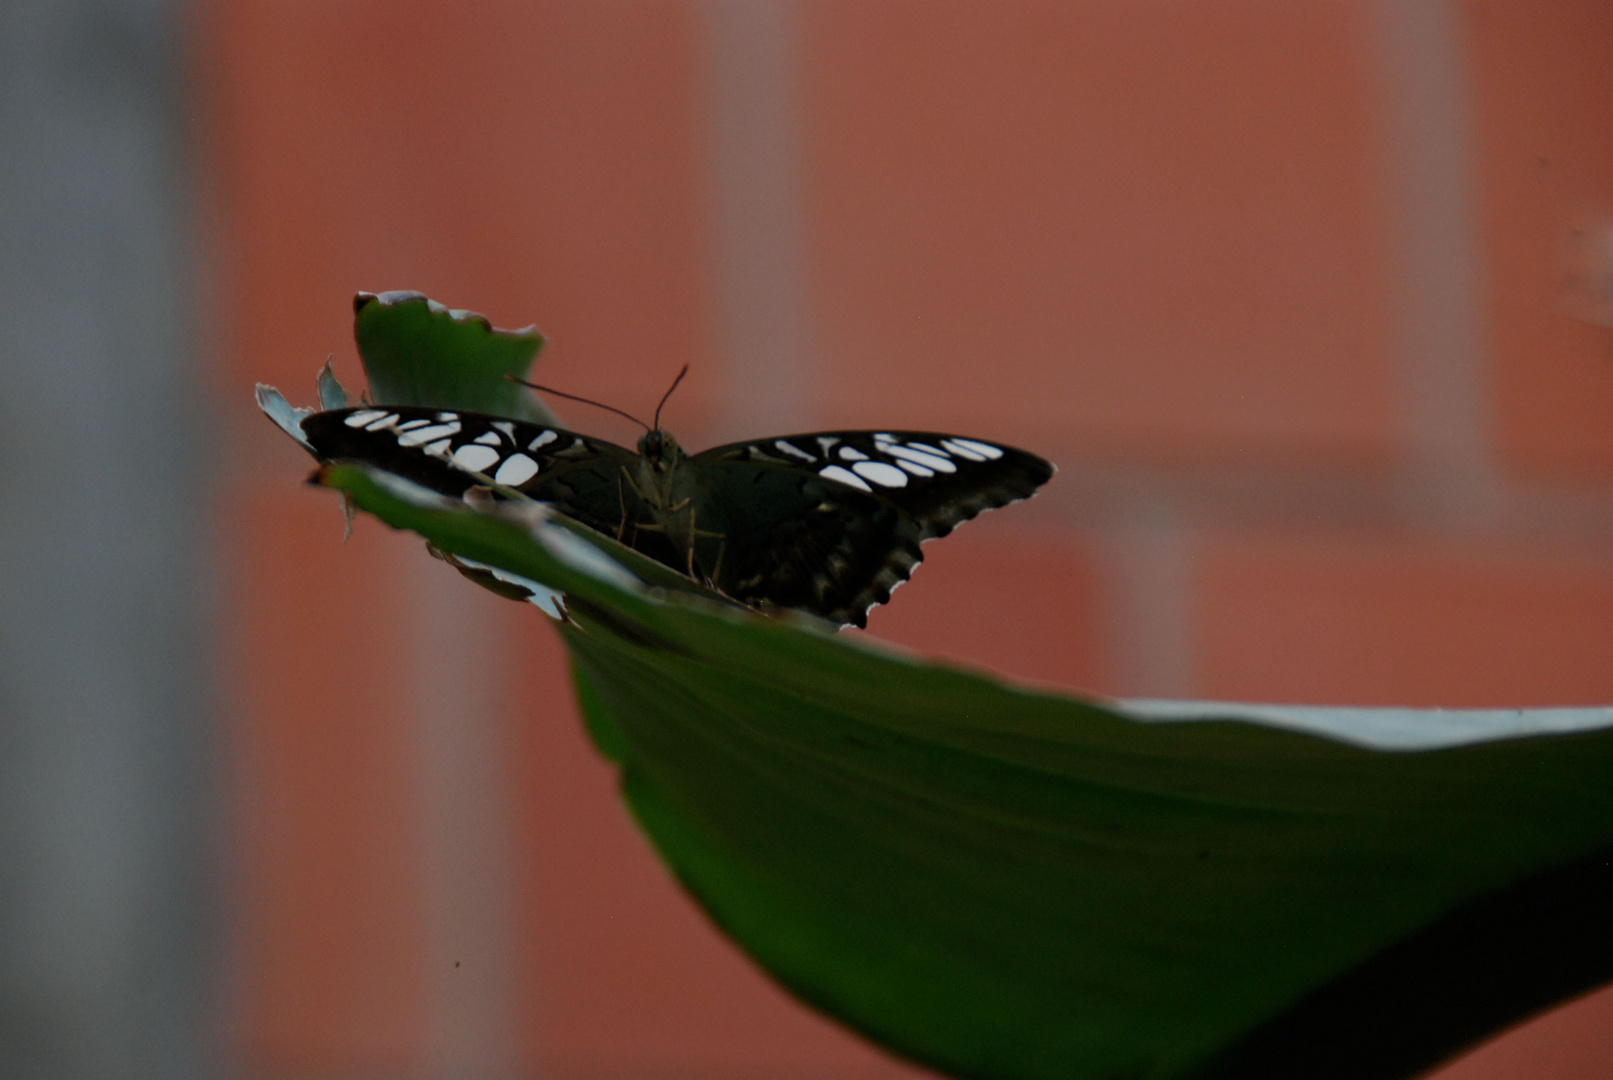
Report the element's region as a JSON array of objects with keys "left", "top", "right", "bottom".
[
  {"left": 301, "top": 406, "right": 634, "bottom": 512},
  {"left": 694, "top": 430, "right": 1051, "bottom": 533},
  {"left": 299, "top": 405, "right": 676, "bottom": 568},
  {"left": 296, "top": 407, "right": 1055, "bottom": 627}
]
